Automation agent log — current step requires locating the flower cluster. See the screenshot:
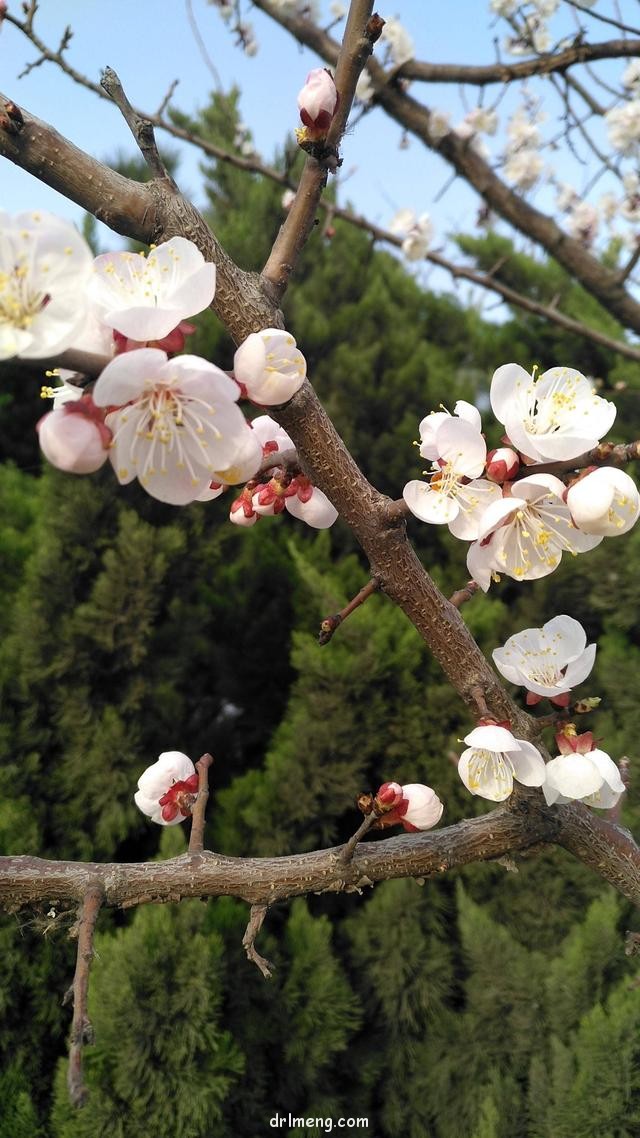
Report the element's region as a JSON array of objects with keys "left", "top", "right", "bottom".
[
  {"left": 388, "top": 209, "right": 434, "bottom": 262},
  {"left": 403, "top": 363, "right": 638, "bottom": 591},
  {"left": 2, "top": 214, "right": 333, "bottom": 527}
]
